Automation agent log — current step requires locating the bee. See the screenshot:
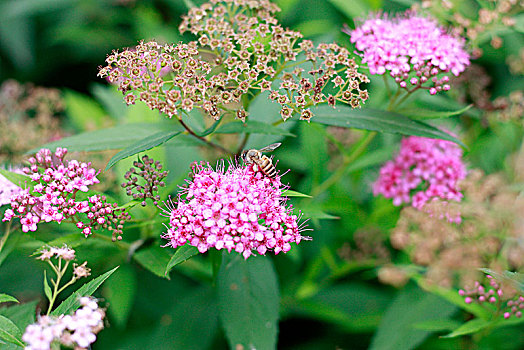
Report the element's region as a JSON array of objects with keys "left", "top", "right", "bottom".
[{"left": 241, "top": 143, "right": 281, "bottom": 178}]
